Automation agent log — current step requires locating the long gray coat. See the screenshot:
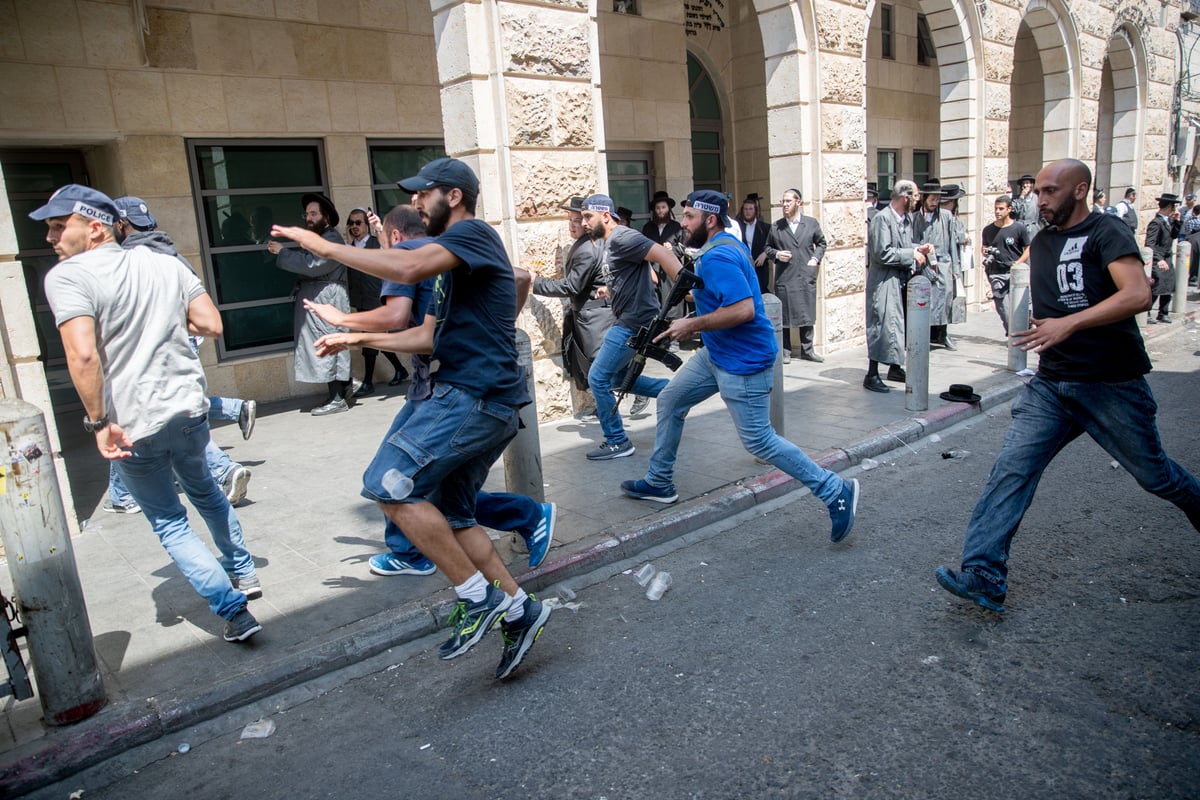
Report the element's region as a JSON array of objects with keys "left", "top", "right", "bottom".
[
  {"left": 866, "top": 207, "right": 916, "bottom": 365},
  {"left": 1145, "top": 213, "right": 1181, "bottom": 298},
  {"left": 764, "top": 215, "right": 827, "bottom": 327},
  {"left": 912, "top": 207, "right": 961, "bottom": 326},
  {"left": 275, "top": 227, "right": 351, "bottom": 384}
]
